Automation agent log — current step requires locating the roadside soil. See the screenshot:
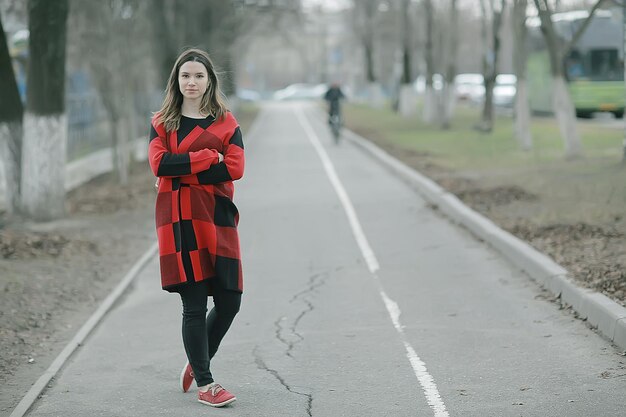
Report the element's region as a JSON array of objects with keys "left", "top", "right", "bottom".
[
  {"left": 0, "top": 160, "right": 156, "bottom": 414},
  {"left": 348, "top": 126, "right": 626, "bottom": 309}
]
